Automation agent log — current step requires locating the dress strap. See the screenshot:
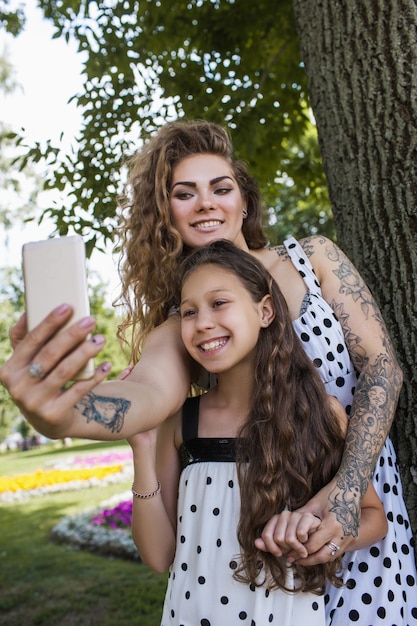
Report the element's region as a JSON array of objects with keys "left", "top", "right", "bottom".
[
  {"left": 182, "top": 396, "right": 201, "bottom": 442},
  {"left": 284, "top": 236, "right": 322, "bottom": 295}
]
